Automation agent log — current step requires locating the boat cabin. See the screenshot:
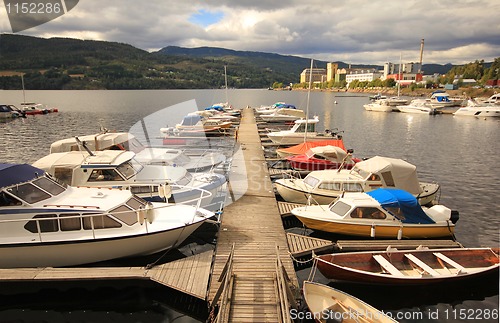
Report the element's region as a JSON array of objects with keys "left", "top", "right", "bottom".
[
  {"left": 32, "top": 150, "right": 189, "bottom": 189},
  {"left": 288, "top": 118, "right": 318, "bottom": 134}
]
